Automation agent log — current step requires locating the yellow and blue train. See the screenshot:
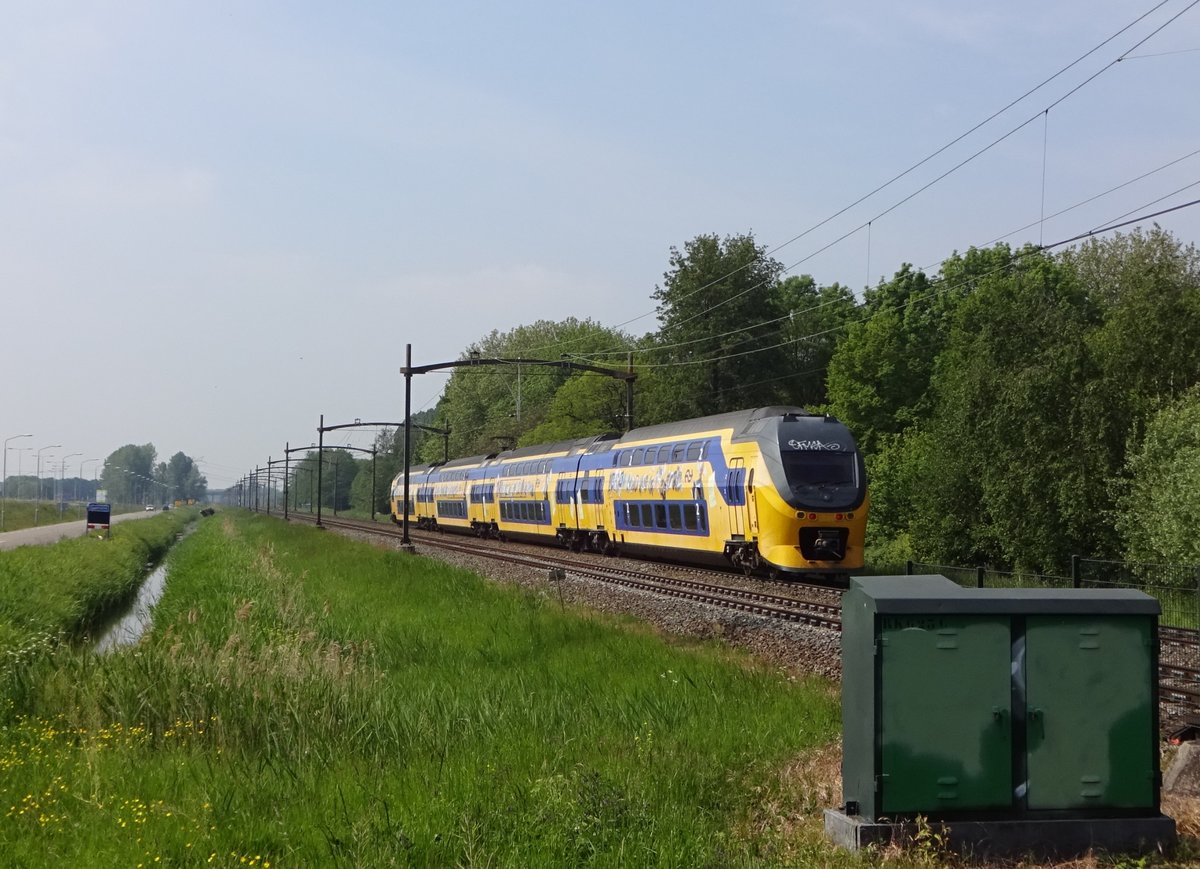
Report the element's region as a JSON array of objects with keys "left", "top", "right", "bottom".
[{"left": 389, "top": 406, "right": 867, "bottom": 579}]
